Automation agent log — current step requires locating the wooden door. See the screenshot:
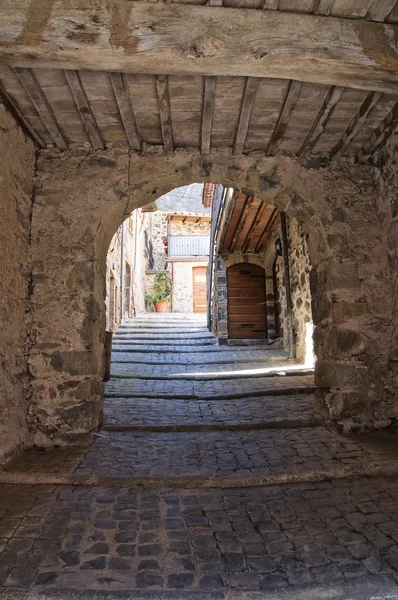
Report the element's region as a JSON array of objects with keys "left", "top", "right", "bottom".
[
  {"left": 193, "top": 267, "right": 207, "bottom": 313},
  {"left": 227, "top": 263, "right": 267, "bottom": 339}
]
